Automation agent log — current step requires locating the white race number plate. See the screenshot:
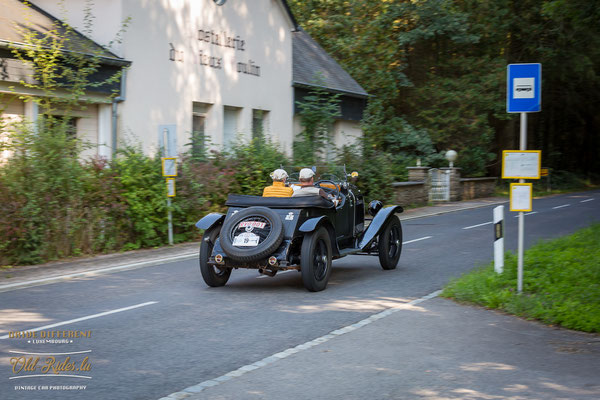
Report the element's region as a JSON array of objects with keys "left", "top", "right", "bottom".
[{"left": 233, "top": 232, "right": 260, "bottom": 247}]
